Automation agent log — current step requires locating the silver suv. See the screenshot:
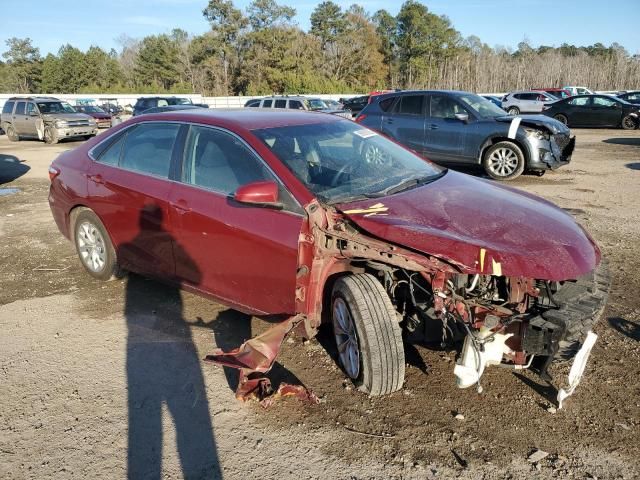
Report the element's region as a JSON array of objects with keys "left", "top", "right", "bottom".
[
  {"left": 1, "top": 96, "right": 97, "bottom": 144},
  {"left": 245, "top": 95, "right": 351, "bottom": 118},
  {"left": 501, "top": 91, "right": 557, "bottom": 115}
]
